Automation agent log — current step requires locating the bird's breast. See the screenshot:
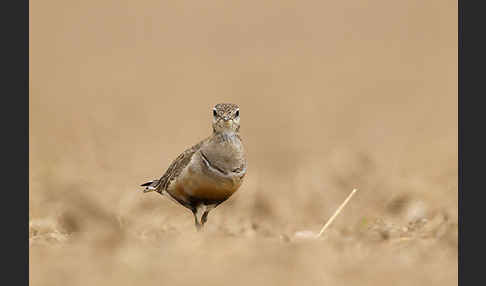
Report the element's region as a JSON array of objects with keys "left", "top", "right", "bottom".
[
  {"left": 166, "top": 133, "right": 247, "bottom": 205},
  {"left": 169, "top": 161, "right": 243, "bottom": 205}
]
